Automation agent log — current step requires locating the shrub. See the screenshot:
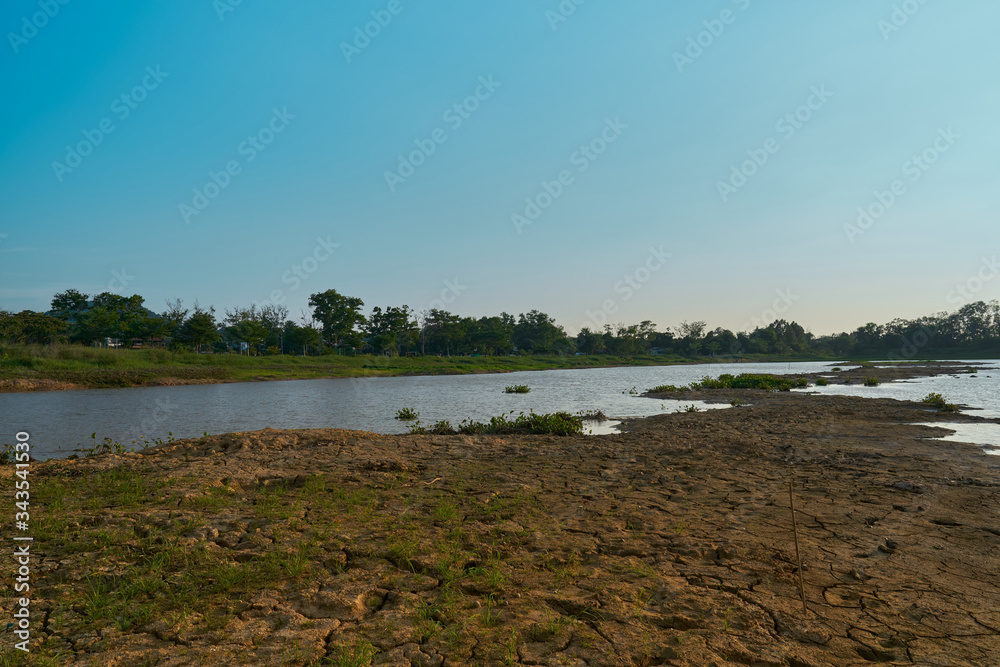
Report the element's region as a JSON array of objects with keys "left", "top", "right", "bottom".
[
  {"left": 922, "top": 392, "right": 958, "bottom": 412},
  {"left": 409, "top": 411, "right": 583, "bottom": 436},
  {"left": 795, "top": 377, "right": 808, "bottom": 387},
  {"left": 648, "top": 384, "right": 684, "bottom": 393},
  {"left": 395, "top": 407, "right": 419, "bottom": 421},
  {"left": 688, "top": 373, "right": 796, "bottom": 392},
  {"left": 816, "top": 377, "right": 828, "bottom": 386},
  {"left": 832, "top": 367, "right": 842, "bottom": 371},
  {"left": 864, "top": 377, "right": 879, "bottom": 386},
  {"left": 505, "top": 385, "right": 530, "bottom": 394}
]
